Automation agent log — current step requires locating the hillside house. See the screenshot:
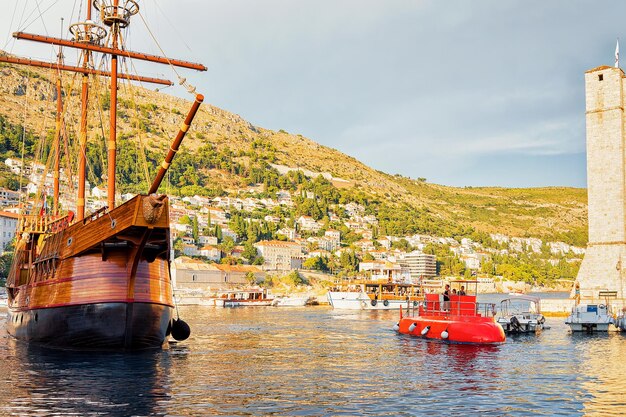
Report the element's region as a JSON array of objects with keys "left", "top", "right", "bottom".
[
  {"left": 0, "top": 188, "right": 19, "bottom": 207},
  {"left": 254, "top": 240, "right": 303, "bottom": 270},
  {"left": 297, "top": 215, "right": 321, "bottom": 232},
  {"left": 207, "top": 207, "right": 228, "bottom": 226},
  {"left": 199, "top": 245, "right": 222, "bottom": 262}
]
